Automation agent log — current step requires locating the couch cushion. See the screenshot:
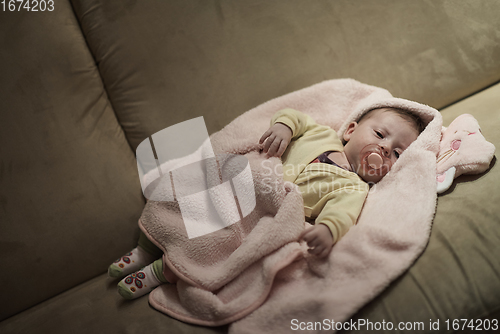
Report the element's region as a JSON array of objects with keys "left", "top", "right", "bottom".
[
  {"left": 0, "top": 274, "right": 227, "bottom": 334},
  {"left": 0, "top": 0, "right": 145, "bottom": 320},
  {"left": 343, "top": 83, "right": 500, "bottom": 332},
  {"left": 71, "top": 0, "right": 500, "bottom": 151}
]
